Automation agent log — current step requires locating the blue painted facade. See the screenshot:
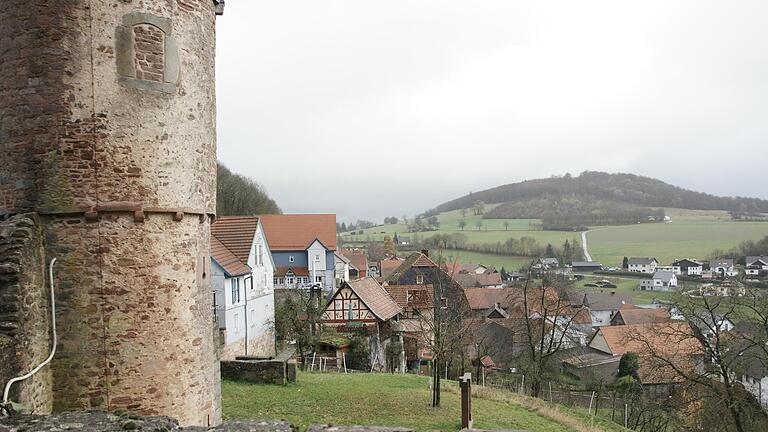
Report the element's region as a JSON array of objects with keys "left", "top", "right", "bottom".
[{"left": 270, "top": 250, "right": 334, "bottom": 268}]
